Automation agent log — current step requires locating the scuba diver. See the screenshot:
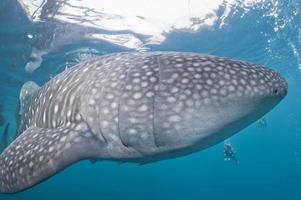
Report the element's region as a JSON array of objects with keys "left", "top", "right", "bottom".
[{"left": 224, "top": 142, "right": 238, "bottom": 164}]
